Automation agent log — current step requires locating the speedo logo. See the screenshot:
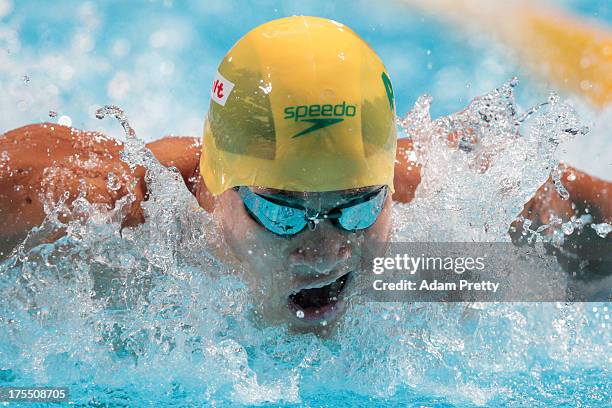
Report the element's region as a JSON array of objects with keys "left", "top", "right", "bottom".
[{"left": 283, "top": 101, "right": 357, "bottom": 138}]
